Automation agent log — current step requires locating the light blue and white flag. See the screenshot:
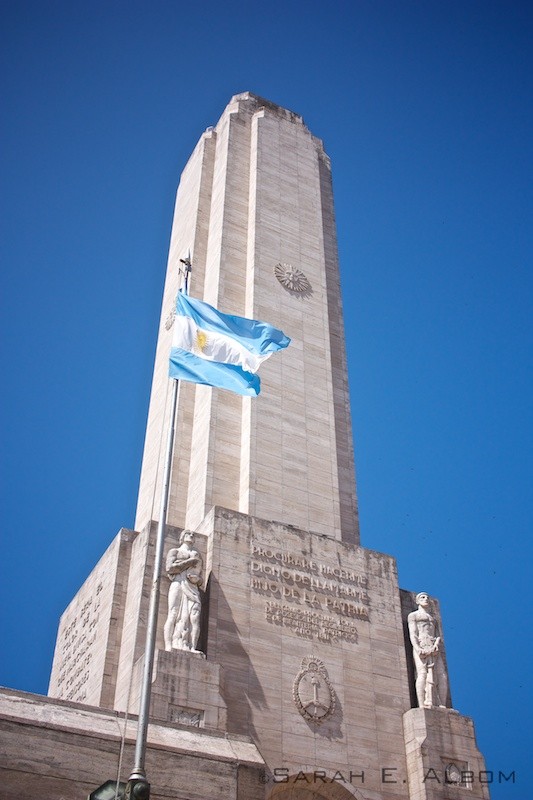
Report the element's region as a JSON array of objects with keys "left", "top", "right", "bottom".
[{"left": 169, "top": 292, "right": 290, "bottom": 396}]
